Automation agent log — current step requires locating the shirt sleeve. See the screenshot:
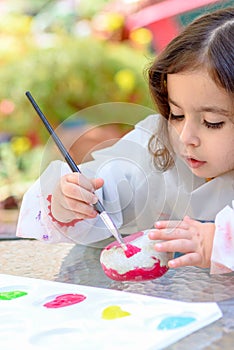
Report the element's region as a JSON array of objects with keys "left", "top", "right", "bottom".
[
  {"left": 16, "top": 115, "right": 159, "bottom": 244},
  {"left": 210, "top": 200, "right": 234, "bottom": 274},
  {"left": 16, "top": 160, "right": 75, "bottom": 243}
]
